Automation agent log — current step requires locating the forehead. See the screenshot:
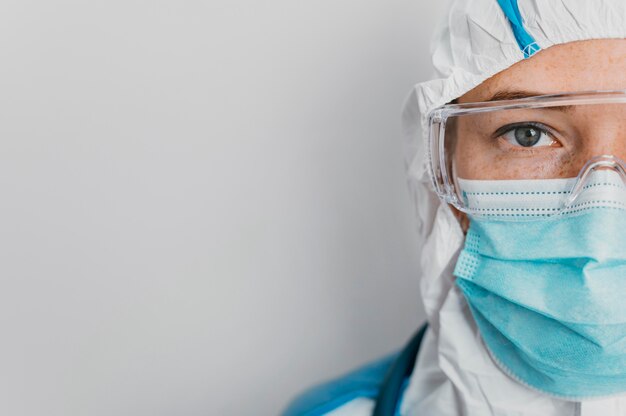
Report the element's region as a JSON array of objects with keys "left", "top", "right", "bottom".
[{"left": 459, "top": 39, "right": 626, "bottom": 104}]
